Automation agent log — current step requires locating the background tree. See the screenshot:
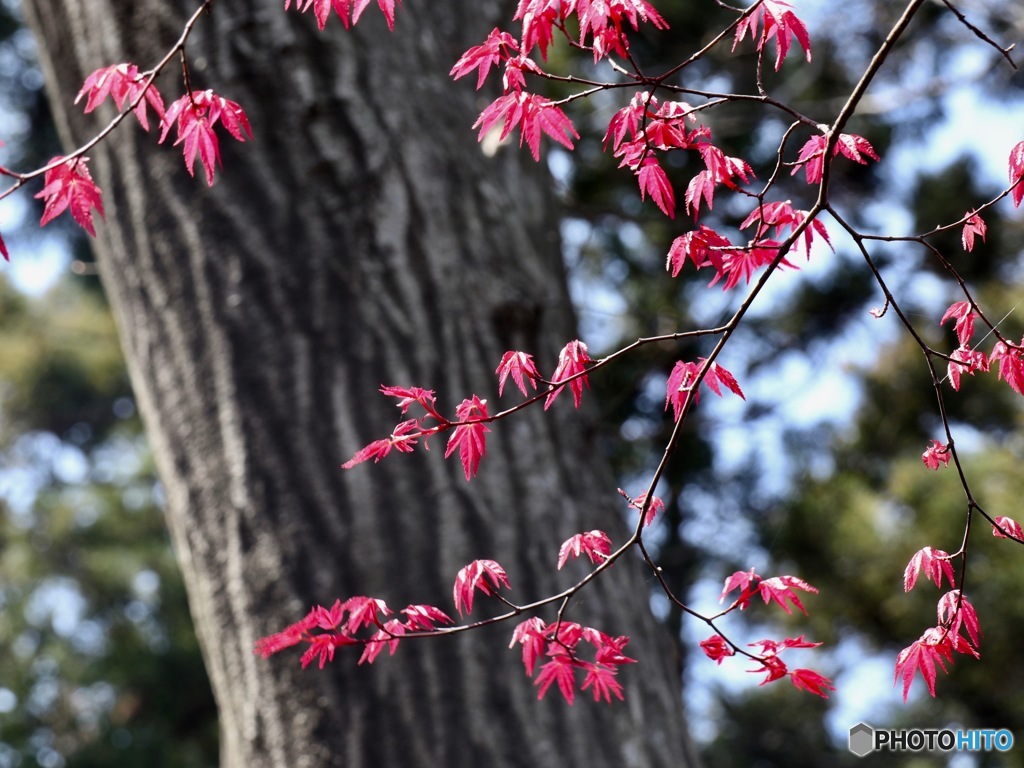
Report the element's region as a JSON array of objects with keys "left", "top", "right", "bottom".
[{"left": 21, "top": 1, "right": 696, "bottom": 767}]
